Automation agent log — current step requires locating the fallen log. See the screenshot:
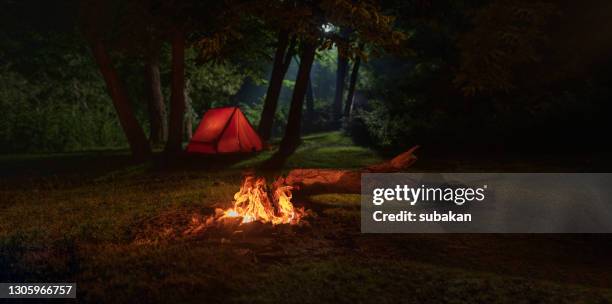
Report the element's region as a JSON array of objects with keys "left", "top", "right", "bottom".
[{"left": 284, "top": 145, "right": 419, "bottom": 194}]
